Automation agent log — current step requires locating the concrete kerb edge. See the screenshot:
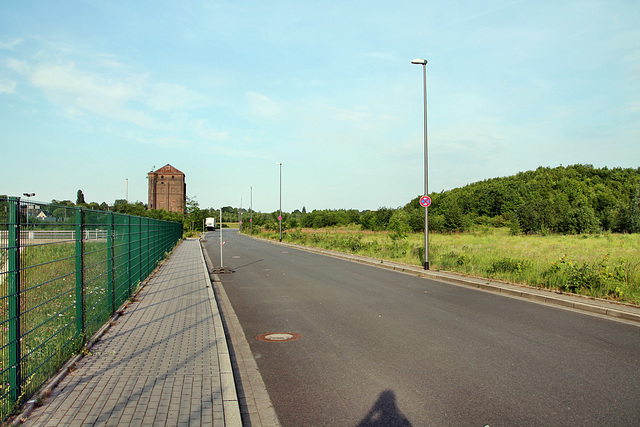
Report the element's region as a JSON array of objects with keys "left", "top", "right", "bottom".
[
  {"left": 246, "top": 234, "right": 640, "bottom": 325},
  {"left": 197, "top": 240, "right": 242, "bottom": 426},
  {"left": 199, "top": 239, "right": 281, "bottom": 427},
  {"left": 9, "top": 239, "right": 183, "bottom": 426}
]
